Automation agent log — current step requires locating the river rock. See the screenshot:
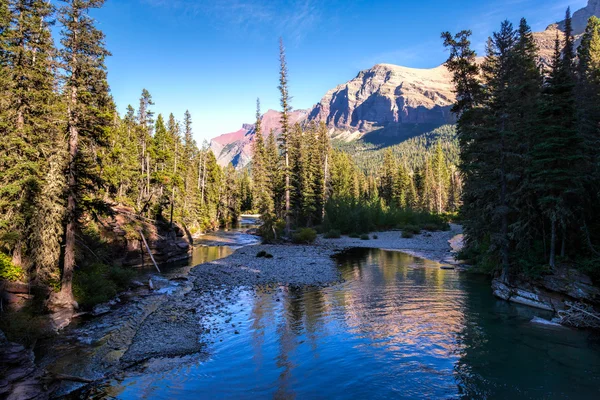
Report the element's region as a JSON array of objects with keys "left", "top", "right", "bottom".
[
  {"left": 541, "top": 267, "right": 600, "bottom": 304},
  {"left": 492, "top": 279, "right": 560, "bottom": 311},
  {"left": 0, "top": 331, "right": 54, "bottom": 400}
]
